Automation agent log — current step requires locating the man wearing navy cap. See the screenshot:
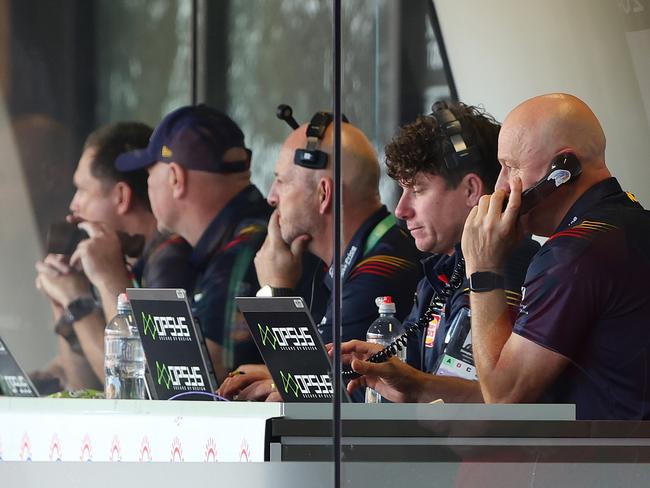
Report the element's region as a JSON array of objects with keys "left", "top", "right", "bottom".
[{"left": 117, "top": 105, "right": 272, "bottom": 381}]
